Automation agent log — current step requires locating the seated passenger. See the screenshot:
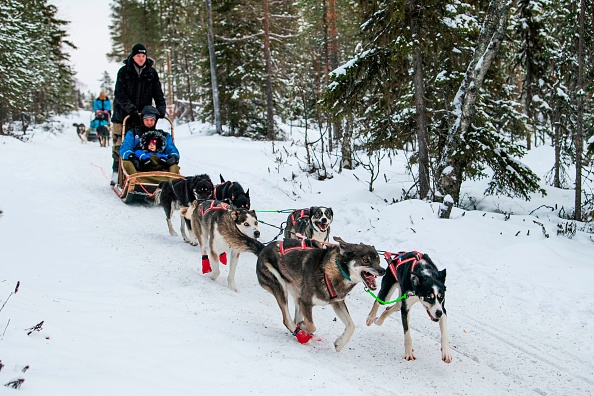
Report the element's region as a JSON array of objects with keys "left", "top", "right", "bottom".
[
  {"left": 119, "top": 105, "right": 180, "bottom": 175},
  {"left": 90, "top": 110, "right": 110, "bottom": 147}
]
